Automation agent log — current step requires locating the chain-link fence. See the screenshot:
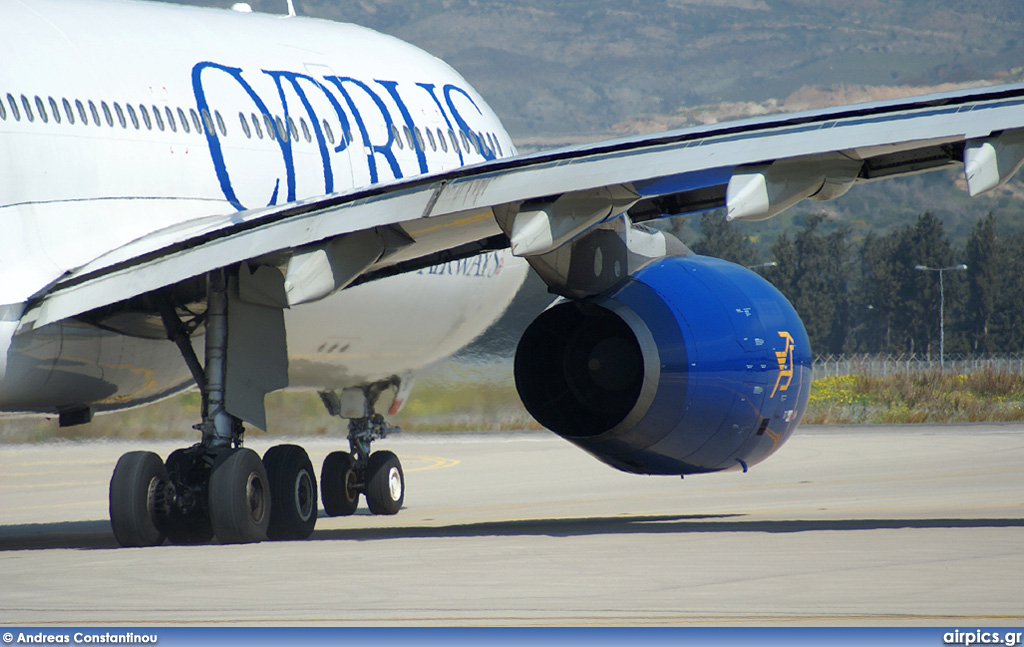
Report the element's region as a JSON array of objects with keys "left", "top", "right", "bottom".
[{"left": 812, "top": 354, "right": 1024, "bottom": 379}]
